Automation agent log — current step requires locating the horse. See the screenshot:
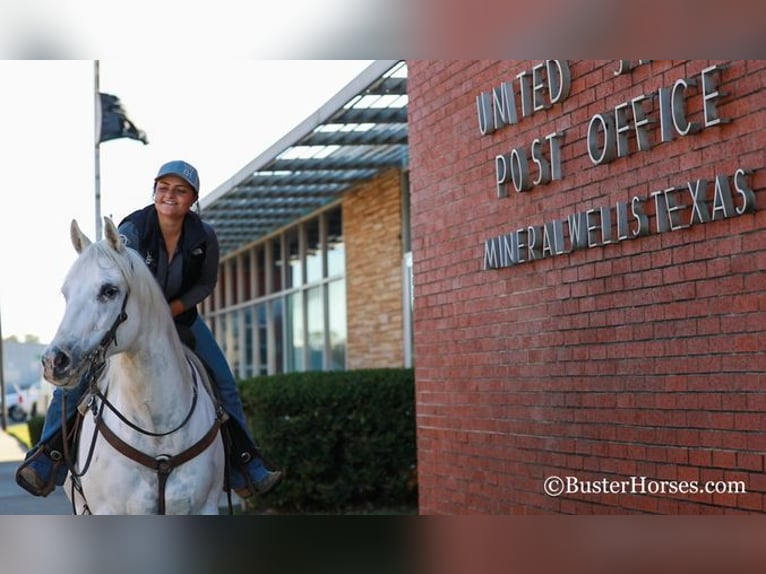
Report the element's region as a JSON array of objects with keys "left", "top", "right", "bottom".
[{"left": 41, "top": 217, "right": 227, "bottom": 514}]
